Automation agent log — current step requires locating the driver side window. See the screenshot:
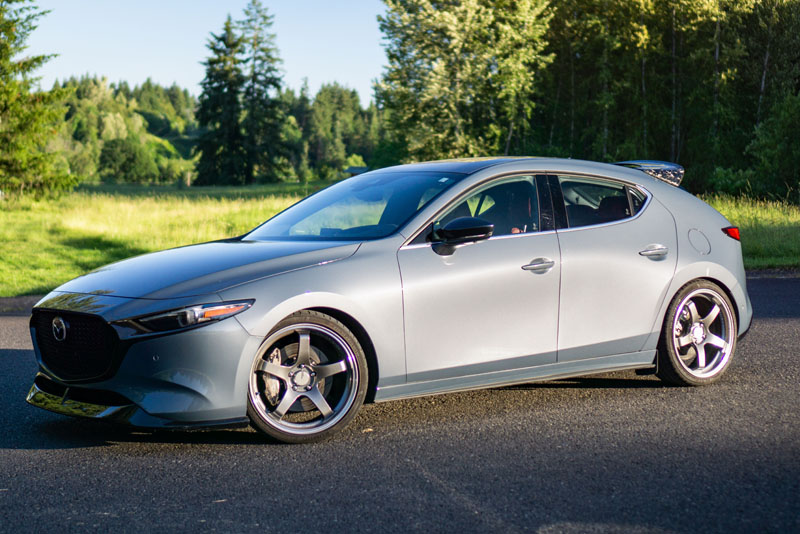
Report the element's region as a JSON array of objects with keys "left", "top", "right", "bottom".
[{"left": 432, "top": 176, "right": 540, "bottom": 240}]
